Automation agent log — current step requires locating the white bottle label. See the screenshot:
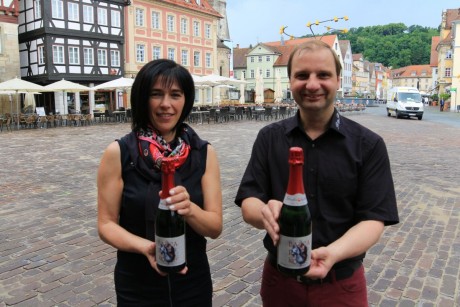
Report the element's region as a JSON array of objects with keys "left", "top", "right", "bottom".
[
  {"left": 158, "top": 199, "right": 169, "bottom": 210},
  {"left": 278, "top": 234, "right": 311, "bottom": 269},
  {"left": 155, "top": 234, "right": 186, "bottom": 267},
  {"left": 283, "top": 193, "right": 308, "bottom": 207}
]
